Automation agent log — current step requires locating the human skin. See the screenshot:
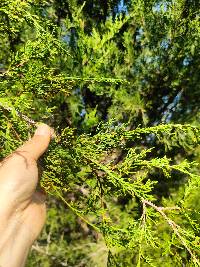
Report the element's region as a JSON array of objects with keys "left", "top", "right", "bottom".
[{"left": 0, "top": 124, "right": 52, "bottom": 267}]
